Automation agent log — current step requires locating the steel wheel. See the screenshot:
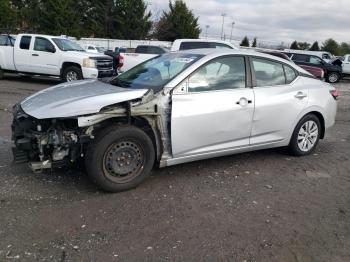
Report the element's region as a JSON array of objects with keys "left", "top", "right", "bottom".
[
  {"left": 66, "top": 71, "right": 78, "bottom": 82},
  {"left": 103, "top": 141, "right": 145, "bottom": 183},
  {"left": 297, "top": 120, "right": 319, "bottom": 152}
]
